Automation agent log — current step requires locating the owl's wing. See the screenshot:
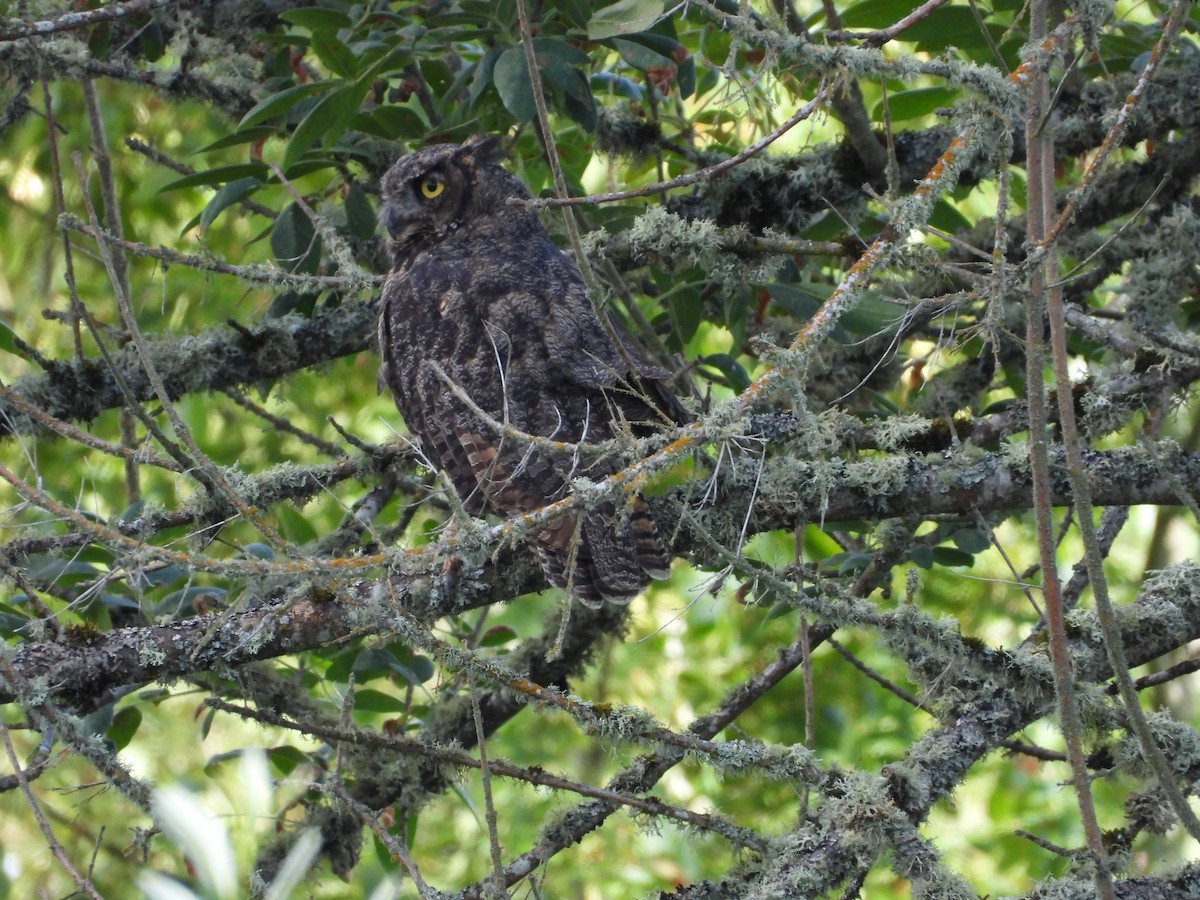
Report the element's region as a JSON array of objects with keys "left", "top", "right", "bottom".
[
  {"left": 540, "top": 284, "right": 689, "bottom": 430},
  {"left": 380, "top": 272, "right": 496, "bottom": 517}
]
